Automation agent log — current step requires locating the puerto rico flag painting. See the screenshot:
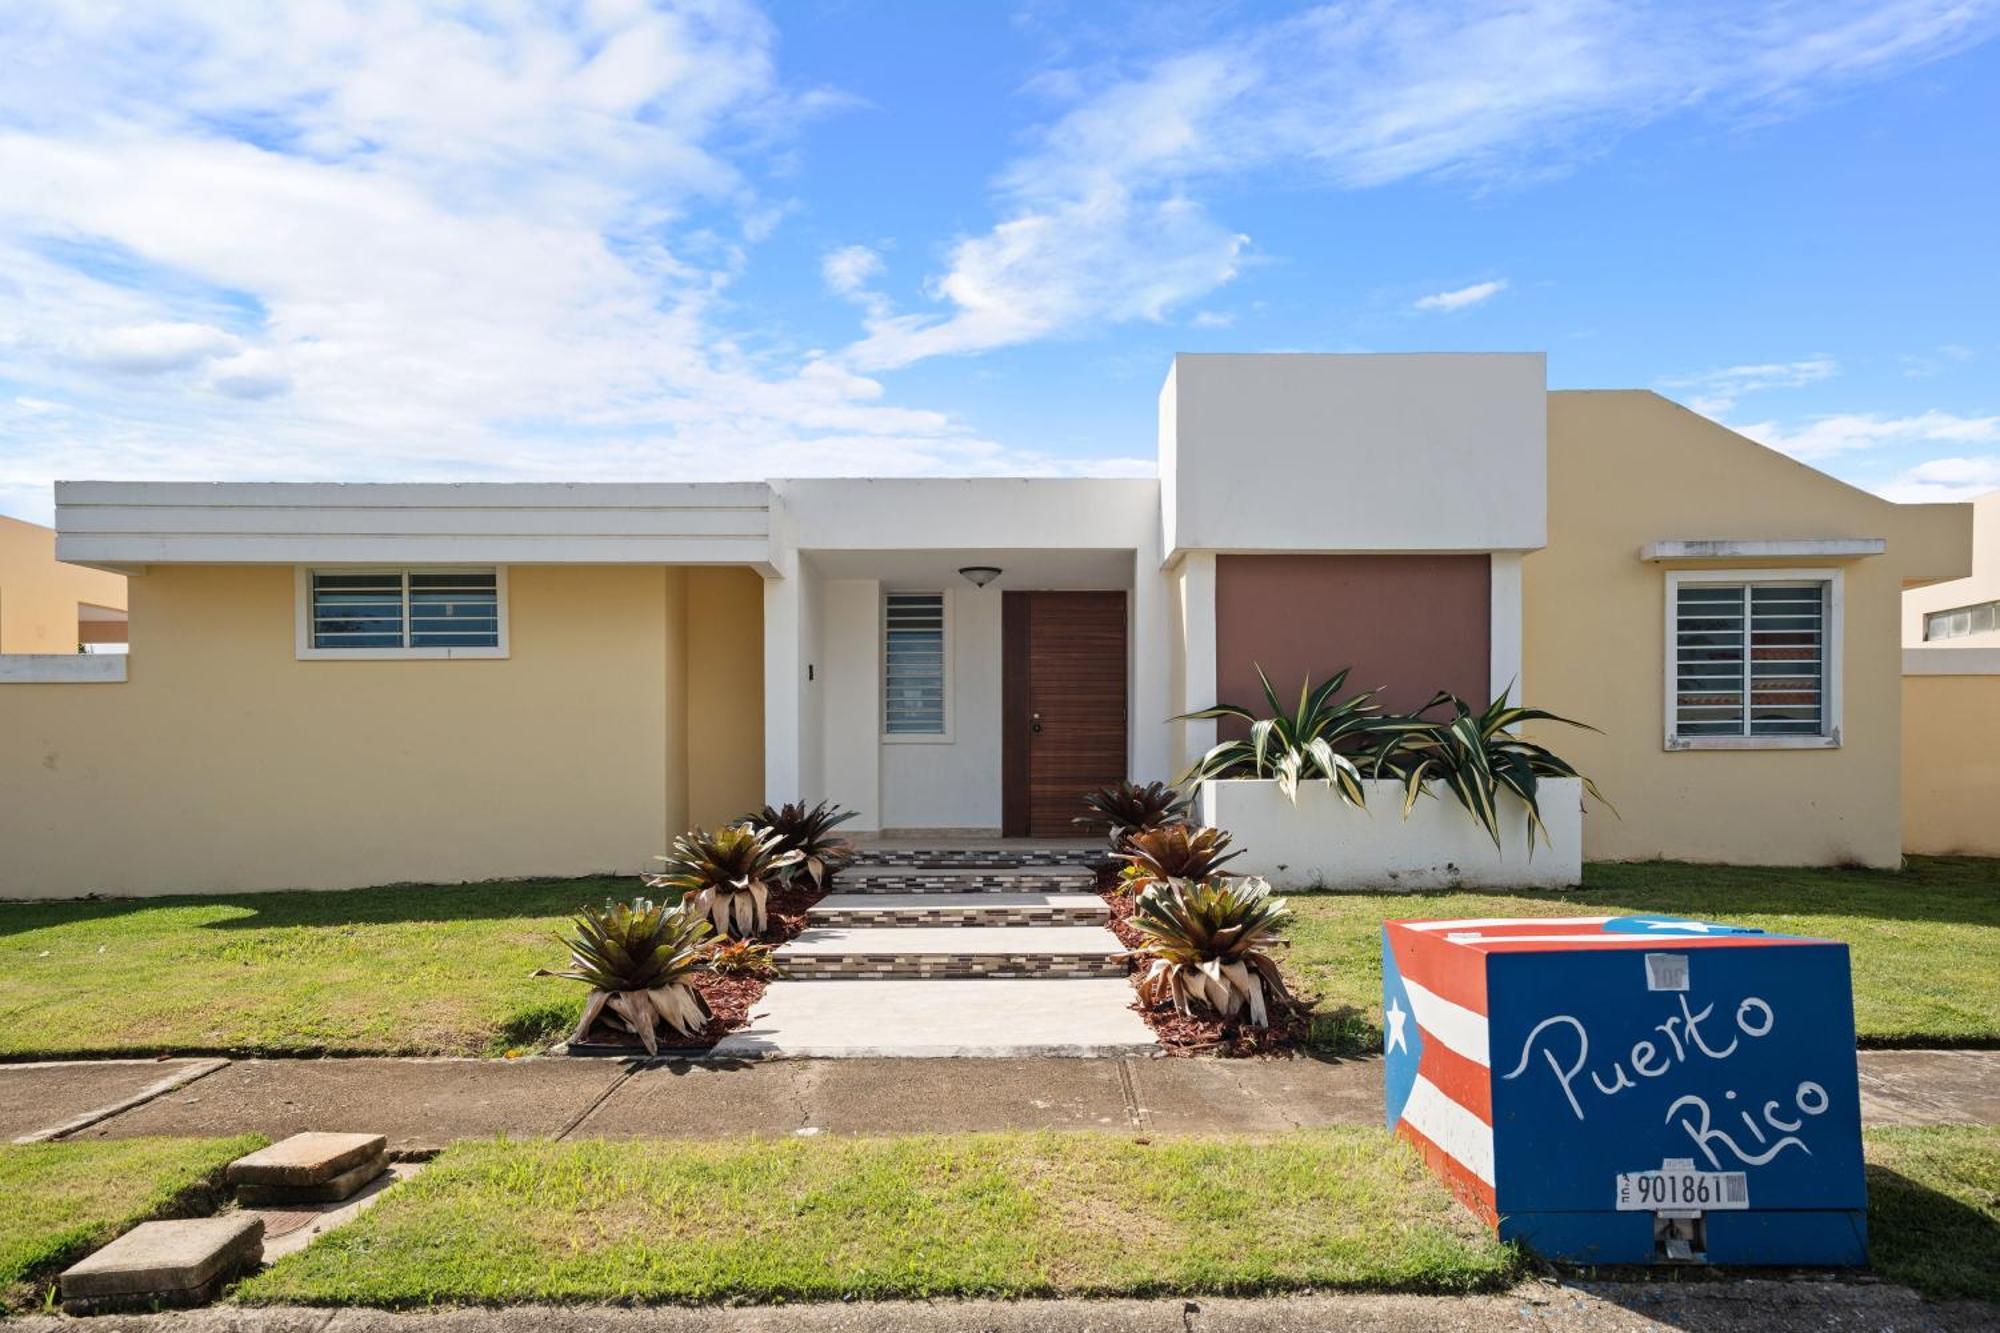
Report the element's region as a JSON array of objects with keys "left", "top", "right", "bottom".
[{"left": 1382, "top": 915, "right": 1868, "bottom": 1266}]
